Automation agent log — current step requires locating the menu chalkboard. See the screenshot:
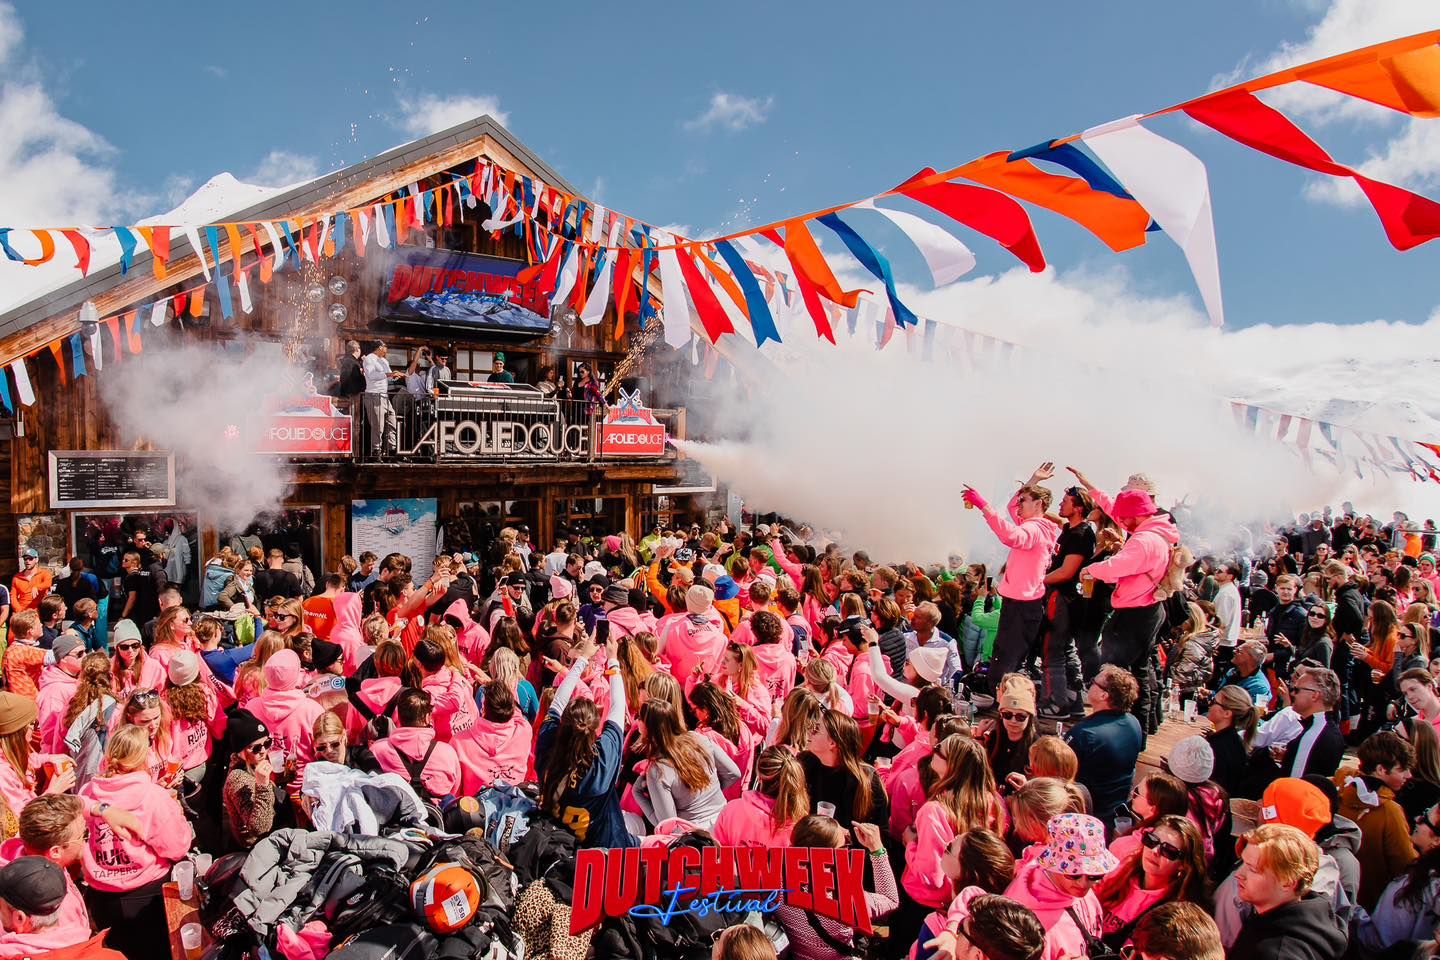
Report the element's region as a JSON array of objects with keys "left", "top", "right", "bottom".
[{"left": 48, "top": 451, "right": 176, "bottom": 509}]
